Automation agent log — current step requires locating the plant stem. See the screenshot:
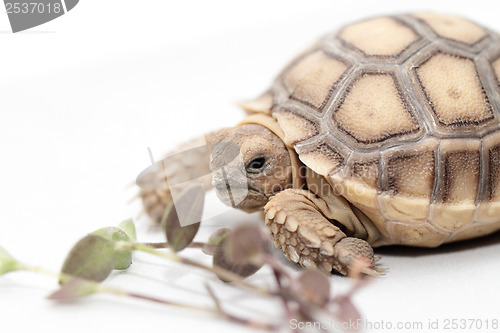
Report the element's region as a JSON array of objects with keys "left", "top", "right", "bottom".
[
  {"left": 259, "top": 254, "right": 292, "bottom": 281},
  {"left": 22, "top": 264, "right": 61, "bottom": 279},
  {"left": 139, "top": 241, "right": 205, "bottom": 249},
  {"left": 19, "top": 263, "right": 277, "bottom": 331},
  {"left": 106, "top": 287, "right": 216, "bottom": 313},
  {"left": 130, "top": 242, "right": 271, "bottom": 295},
  {"left": 205, "top": 284, "right": 278, "bottom": 331},
  {"left": 271, "top": 265, "right": 296, "bottom": 332}
]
